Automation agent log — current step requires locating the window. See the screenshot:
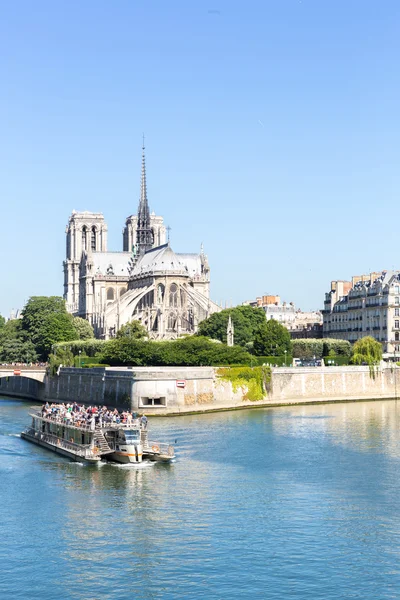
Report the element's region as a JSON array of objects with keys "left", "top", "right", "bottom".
[
  {"left": 395, "top": 333, "right": 399, "bottom": 341},
  {"left": 395, "top": 320, "right": 399, "bottom": 329},
  {"left": 107, "top": 288, "right": 115, "bottom": 301},
  {"left": 91, "top": 227, "right": 96, "bottom": 251},
  {"left": 396, "top": 297, "right": 399, "bottom": 305},
  {"left": 169, "top": 283, "right": 178, "bottom": 307},
  {"left": 120, "top": 287, "right": 127, "bottom": 297},
  {"left": 396, "top": 345, "right": 400, "bottom": 352},
  {"left": 395, "top": 308, "right": 399, "bottom": 316},
  {"left": 82, "top": 226, "right": 87, "bottom": 251},
  {"left": 168, "top": 313, "right": 177, "bottom": 330}
]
